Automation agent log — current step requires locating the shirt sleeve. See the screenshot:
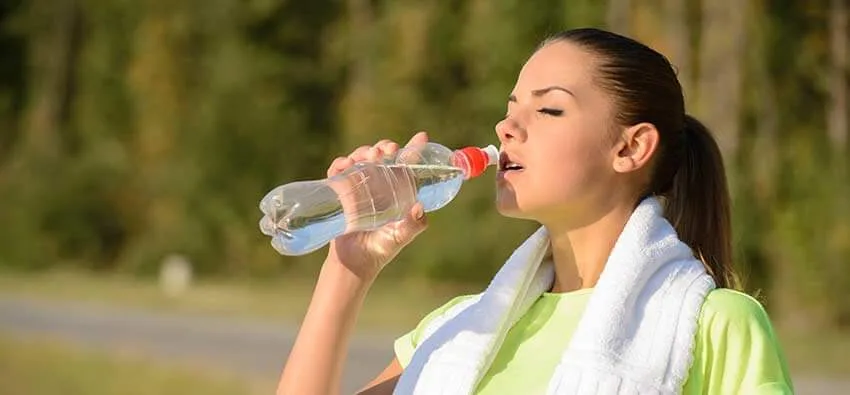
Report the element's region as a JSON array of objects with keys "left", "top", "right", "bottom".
[
  {"left": 394, "top": 295, "right": 474, "bottom": 368},
  {"left": 684, "top": 289, "right": 795, "bottom": 394}
]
